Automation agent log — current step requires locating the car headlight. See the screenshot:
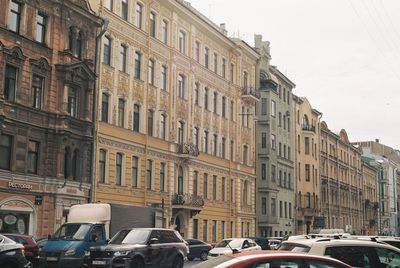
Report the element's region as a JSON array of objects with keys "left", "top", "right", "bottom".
[
  {"left": 114, "top": 251, "right": 130, "bottom": 257},
  {"left": 64, "top": 249, "right": 76, "bottom": 256}
]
